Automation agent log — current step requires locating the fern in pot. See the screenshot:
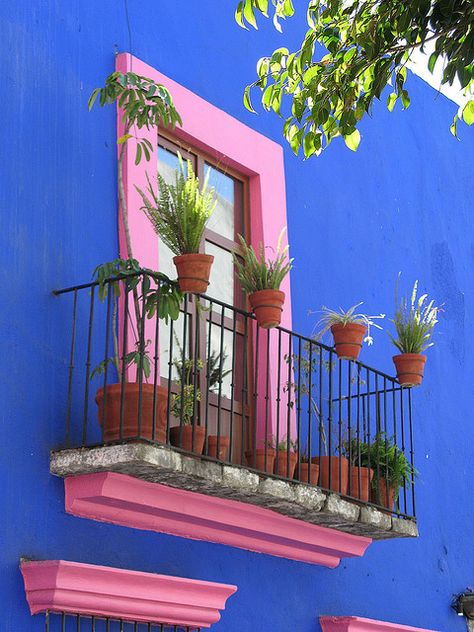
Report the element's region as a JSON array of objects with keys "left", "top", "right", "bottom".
[
  {"left": 137, "top": 156, "right": 217, "bottom": 294},
  {"left": 234, "top": 229, "right": 292, "bottom": 328},
  {"left": 390, "top": 280, "right": 439, "bottom": 386}
]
